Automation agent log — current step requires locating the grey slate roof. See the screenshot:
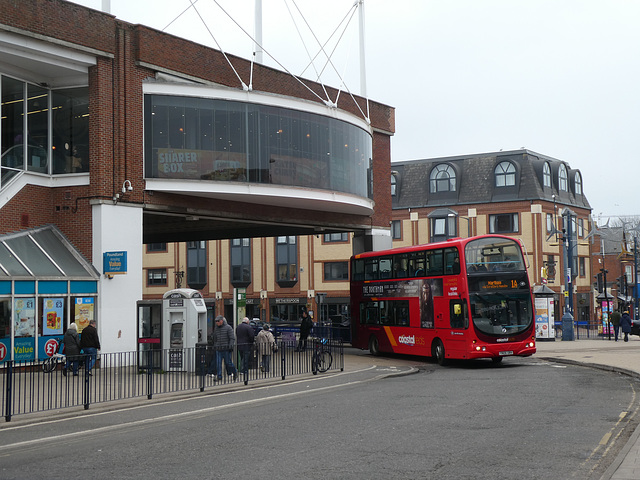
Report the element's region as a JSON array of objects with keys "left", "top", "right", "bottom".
[{"left": 391, "top": 149, "right": 591, "bottom": 211}]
